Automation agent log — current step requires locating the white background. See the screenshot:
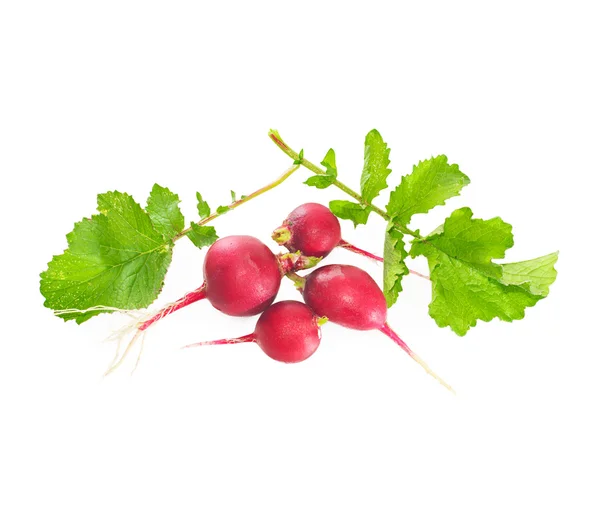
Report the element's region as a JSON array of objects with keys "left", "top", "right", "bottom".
[{"left": 1, "top": 1, "right": 598, "bottom": 520}]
